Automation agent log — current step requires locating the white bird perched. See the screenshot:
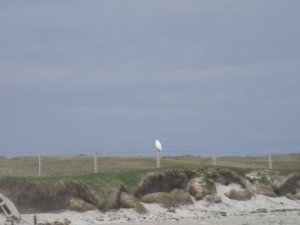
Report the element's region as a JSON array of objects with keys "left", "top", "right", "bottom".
[{"left": 155, "top": 139, "right": 162, "bottom": 152}]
